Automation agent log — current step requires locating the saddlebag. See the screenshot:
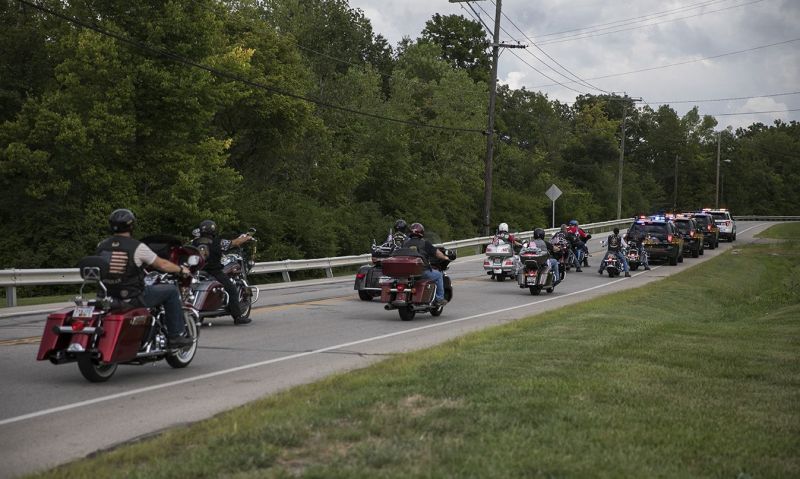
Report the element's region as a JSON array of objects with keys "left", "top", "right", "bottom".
[
  {"left": 412, "top": 279, "right": 436, "bottom": 304},
  {"left": 96, "top": 308, "right": 151, "bottom": 363},
  {"left": 381, "top": 255, "right": 426, "bottom": 277}
]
